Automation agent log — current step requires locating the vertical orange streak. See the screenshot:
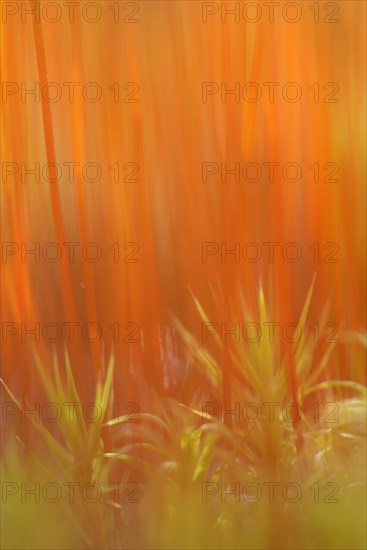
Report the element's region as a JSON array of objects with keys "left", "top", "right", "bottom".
[
  {"left": 31, "top": 2, "right": 76, "bottom": 325},
  {"left": 67, "top": 19, "right": 102, "bottom": 379}
]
